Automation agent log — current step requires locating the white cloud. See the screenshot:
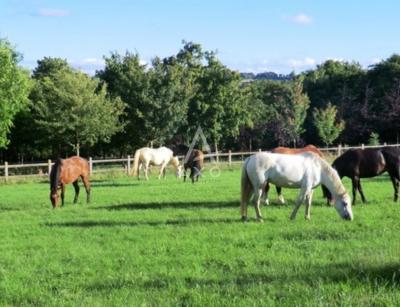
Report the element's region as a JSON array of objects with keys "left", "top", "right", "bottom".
[
  {"left": 70, "top": 57, "right": 148, "bottom": 75},
  {"left": 283, "top": 13, "right": 313, "bottom": 25},
  {"left": 70, "top": 58, "right": 105, "bottom": 75},
  {"left": 293, "top": 14, "right": 312, "bottom": 25},
  {"left": 38, "top": 8, "right": 69, "bottom": 17},
  {"left": 325, "top": 57, "right": 344, "bottom": 62},
  {"left": 288, "top": 57, "right": 316, "bottom": 68},
  {"left": 81, "top": 58, "right": 105, "bottom": 65},
  {"left": 370, "top": 57, "right": 381, "bottom": 65}
]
